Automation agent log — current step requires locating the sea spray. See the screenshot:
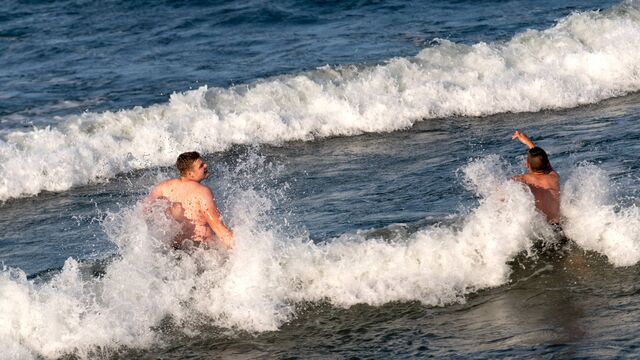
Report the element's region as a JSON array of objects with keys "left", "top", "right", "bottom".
[
  {"left": 0, "top": 156, "right": 610, "bottom": 358},
  {"left": 0, "top": 206, "right": 203, "bottom": 359},
  {"left": 1, "top": 1, "right": 640, "bottom": 200},
  {"left": 282, "top": 156, "right": 546, "bottom": 306},
  {"left": 562, "top": 163, "right": 640, "bottom": 266},
  {"left": 0, "top": 154, "right": 298, "bottom": 358}
]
